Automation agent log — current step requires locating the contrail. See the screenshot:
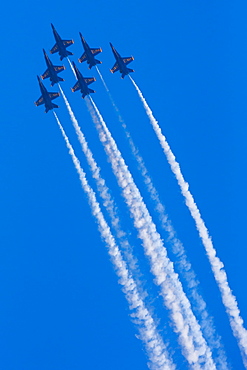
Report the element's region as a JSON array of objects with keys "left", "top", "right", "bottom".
[
  {"left": 67, "top": 57, "right": 77, "bottom": 78},
  {"left": 96, "top": 72, "right": 228, "bottom": 369},
  {"left": 96, "top": 66, "right": 109, "bottom": 92},
  {"left": 52, "top": 111, "right": 175, "bottom": 370},
  {"left": 86, "top": 97, "right": 216, "bottom": 369},
  {"left": 122, "top": 123, "right": 227, "bottom": 369},
  {"left": 130, "top": 76, "right": 247, "bottom": 367},
  {"left": 123, "top": 129, "right": 228, "bottom": 369},
  {"left": 58, "top": 83, "right": 142, "bottom": 286}
]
